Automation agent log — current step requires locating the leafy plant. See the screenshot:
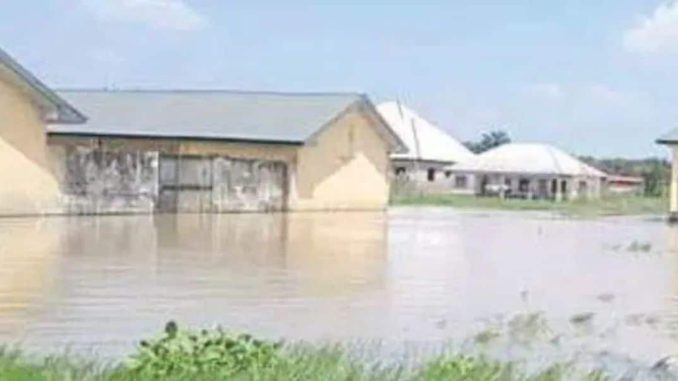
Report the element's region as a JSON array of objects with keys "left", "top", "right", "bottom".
[{"left": 127, "top": 321, "right": 282, "bottom": 378}]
